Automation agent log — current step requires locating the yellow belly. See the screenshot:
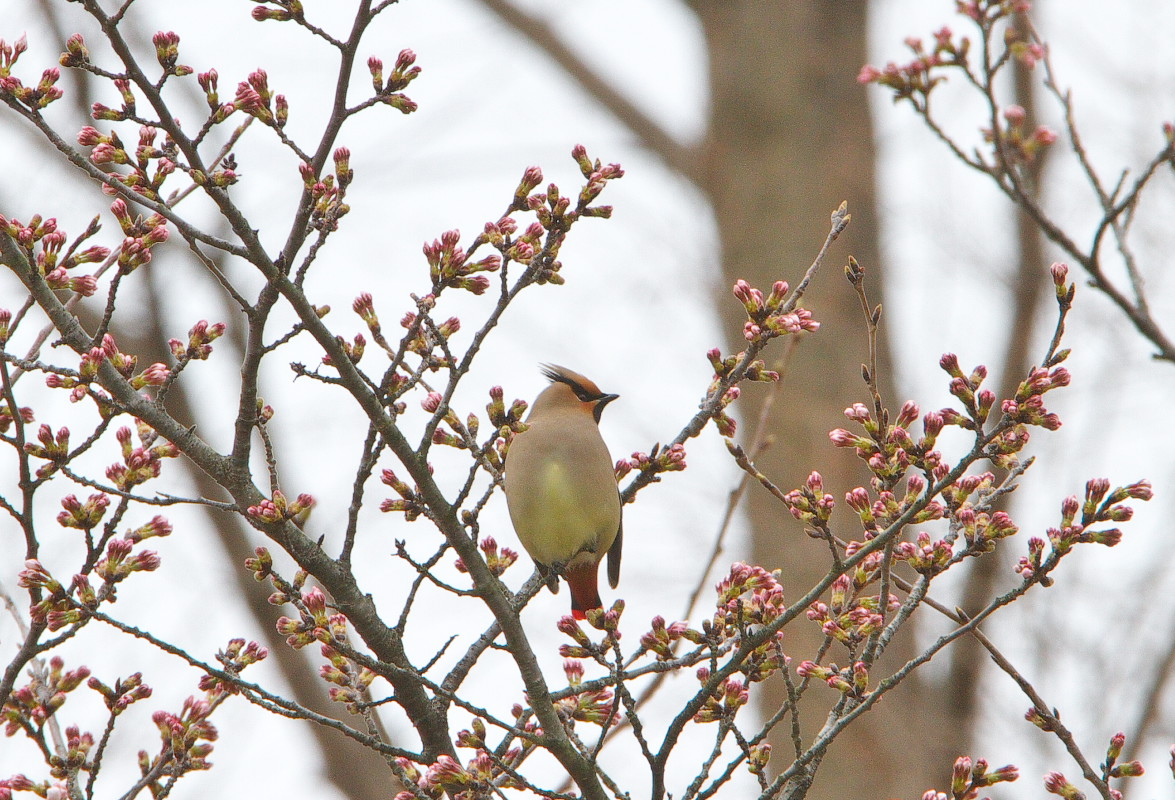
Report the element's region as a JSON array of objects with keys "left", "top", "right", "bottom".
[{"left": 508, "top": 459, "right": 619, "bottom": 567}]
